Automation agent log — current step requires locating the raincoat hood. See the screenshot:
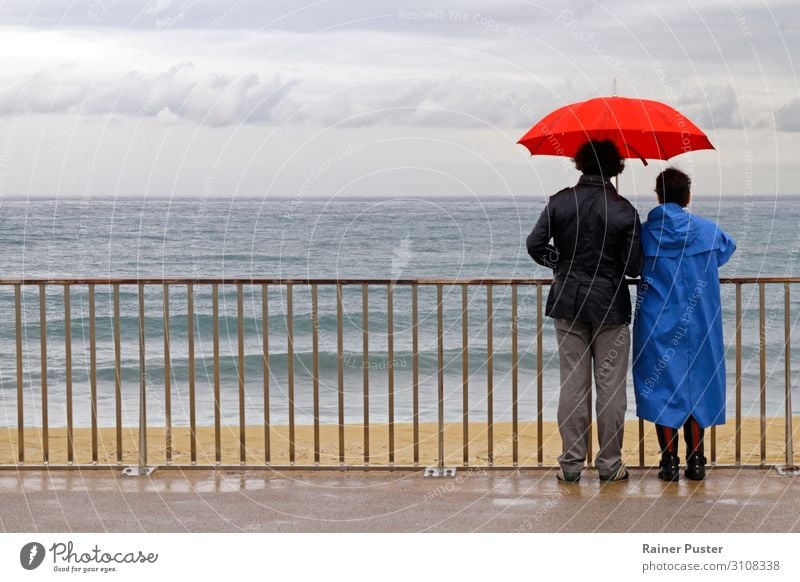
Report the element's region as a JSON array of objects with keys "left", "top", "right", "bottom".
[{"left": 641, "top": 203, "right": 716, "bottom": 258}]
